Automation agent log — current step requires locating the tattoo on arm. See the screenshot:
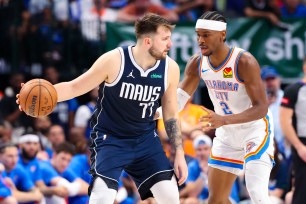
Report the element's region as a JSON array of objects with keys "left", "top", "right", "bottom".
[{"left": 164, "top": 118, "right": 183, "bottom": 151}]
